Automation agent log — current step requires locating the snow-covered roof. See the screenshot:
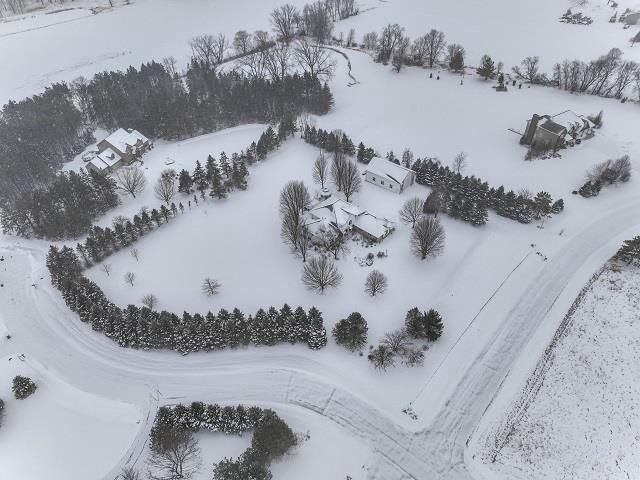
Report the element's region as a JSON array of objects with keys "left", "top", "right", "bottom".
[
  {"left": 309, "top": 196, "right": 363, "bottom": 231},
  {"left": 103, "top": 128, "right": 149, "bottom": 153},
  {"left": 551, "top": 110, "right": 591, "bottom": 131},
  {"left": 353, "top": 212, "right": 393, "bottom": 240},
  {"left": 88, "top": 148, "right": 122, "bottom": 171},
  {"left": 307, "top": 195, "right": 393, "bottom": 240},
  {"left": 365, "top": 157, "right": 414, "bottom": 185}
]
